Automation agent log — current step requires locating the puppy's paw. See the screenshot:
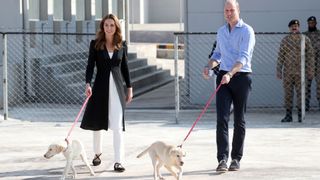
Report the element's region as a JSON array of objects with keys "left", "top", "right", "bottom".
[
  {"left": 90, "top": 171, "right": 95, "bottom": 176},
  {"left": 71, "top": 173, "right": 77, "bottom": 179},
  {"left": 159, "top": 176, "right": 165, "bottom": 180}
]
